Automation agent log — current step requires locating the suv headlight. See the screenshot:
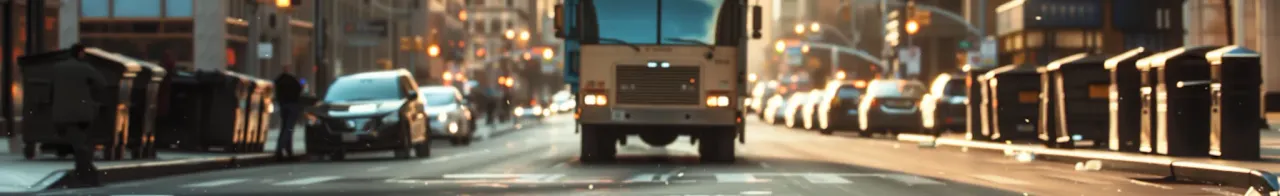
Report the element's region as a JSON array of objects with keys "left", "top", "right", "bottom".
[{"left": 437, "top": 113, "right": 448, "bottom": 122}]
